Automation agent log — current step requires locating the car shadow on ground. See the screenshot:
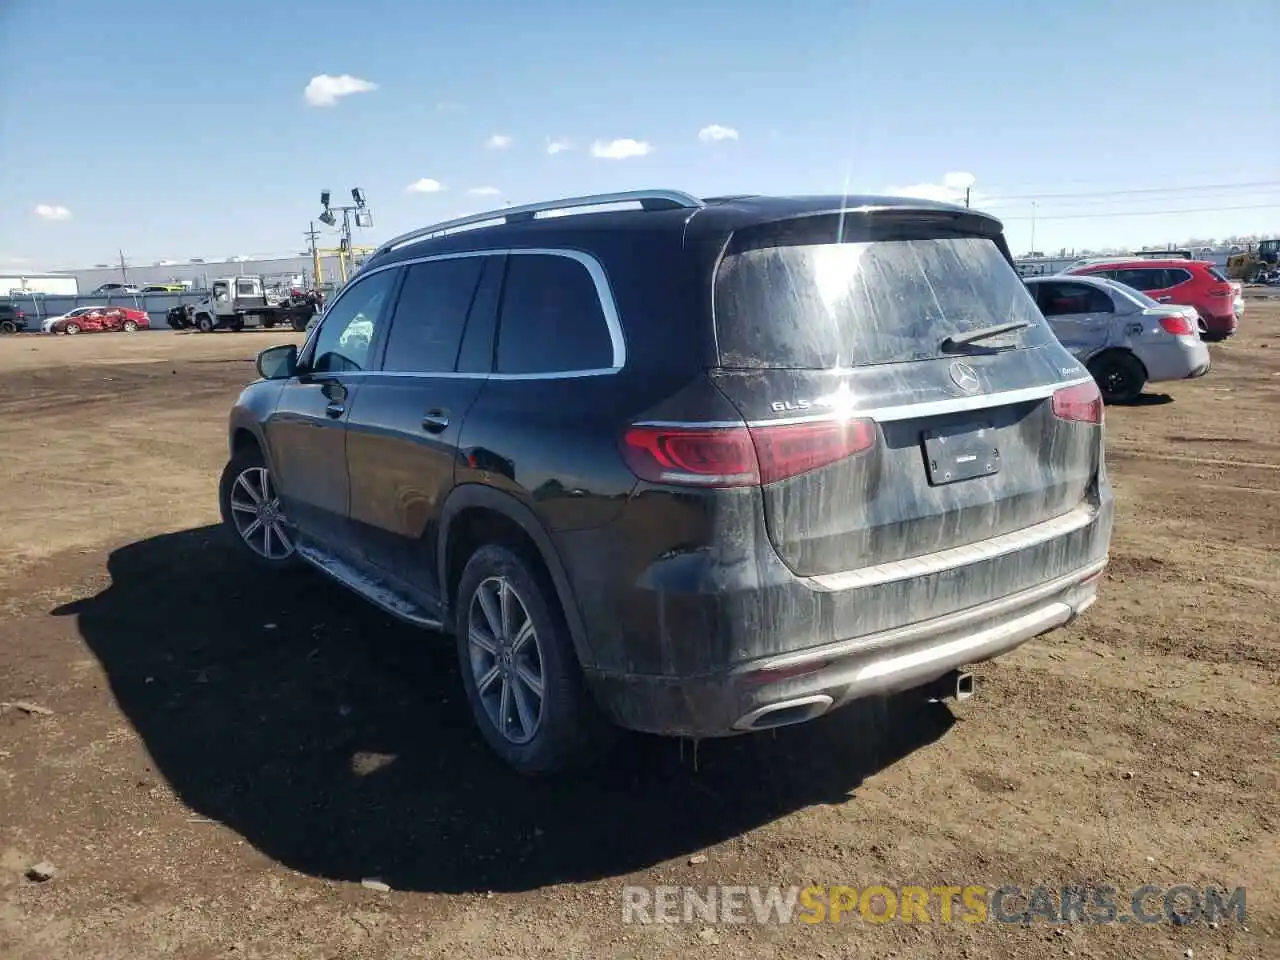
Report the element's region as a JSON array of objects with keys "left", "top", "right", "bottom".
[
  {"left": 1125, "top": 392, "right": 1175, "bottom": 406},
  {"left": 53, "top": 526, "right": 956, "bottom": 894}
]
